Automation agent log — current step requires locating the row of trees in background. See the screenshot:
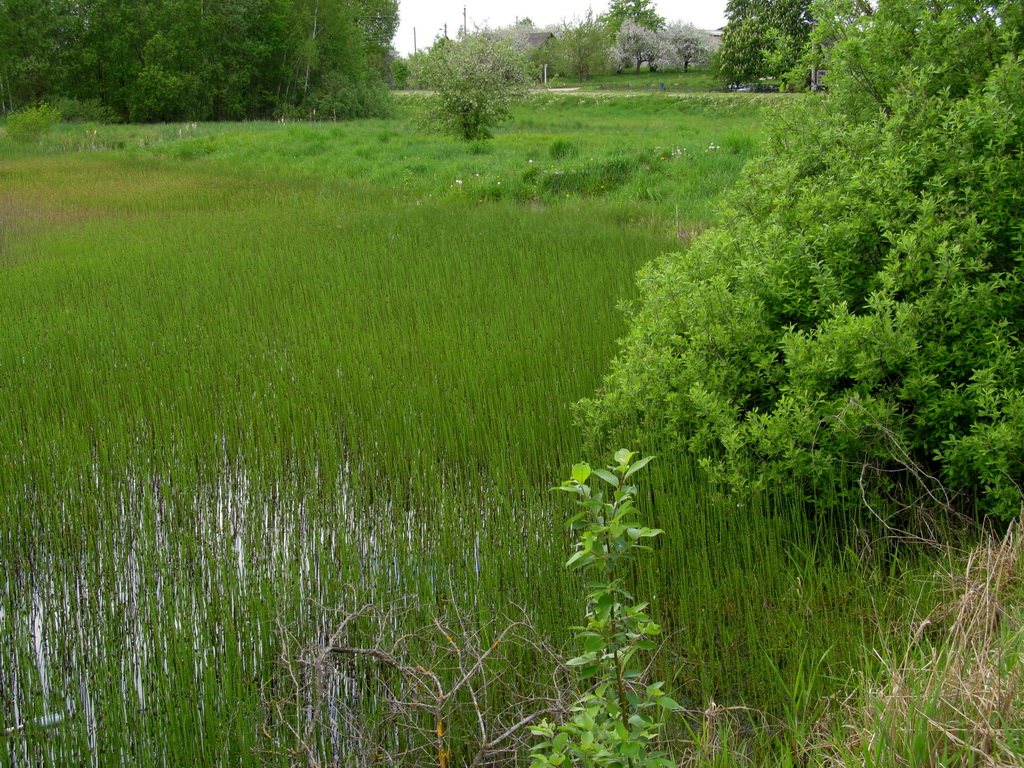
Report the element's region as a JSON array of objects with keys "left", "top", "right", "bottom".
[
  {"left": 1, "top": 0, "right": 814, "bottom": 123},
  {"left": 0, "top": 0, "right": 398, "bottom": 121},
  {"left": 401, "top": 0, "right": 814, "bottom": 93},
  {"left": 403, "top": 13, "right": 719, "bottom": 90}
]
